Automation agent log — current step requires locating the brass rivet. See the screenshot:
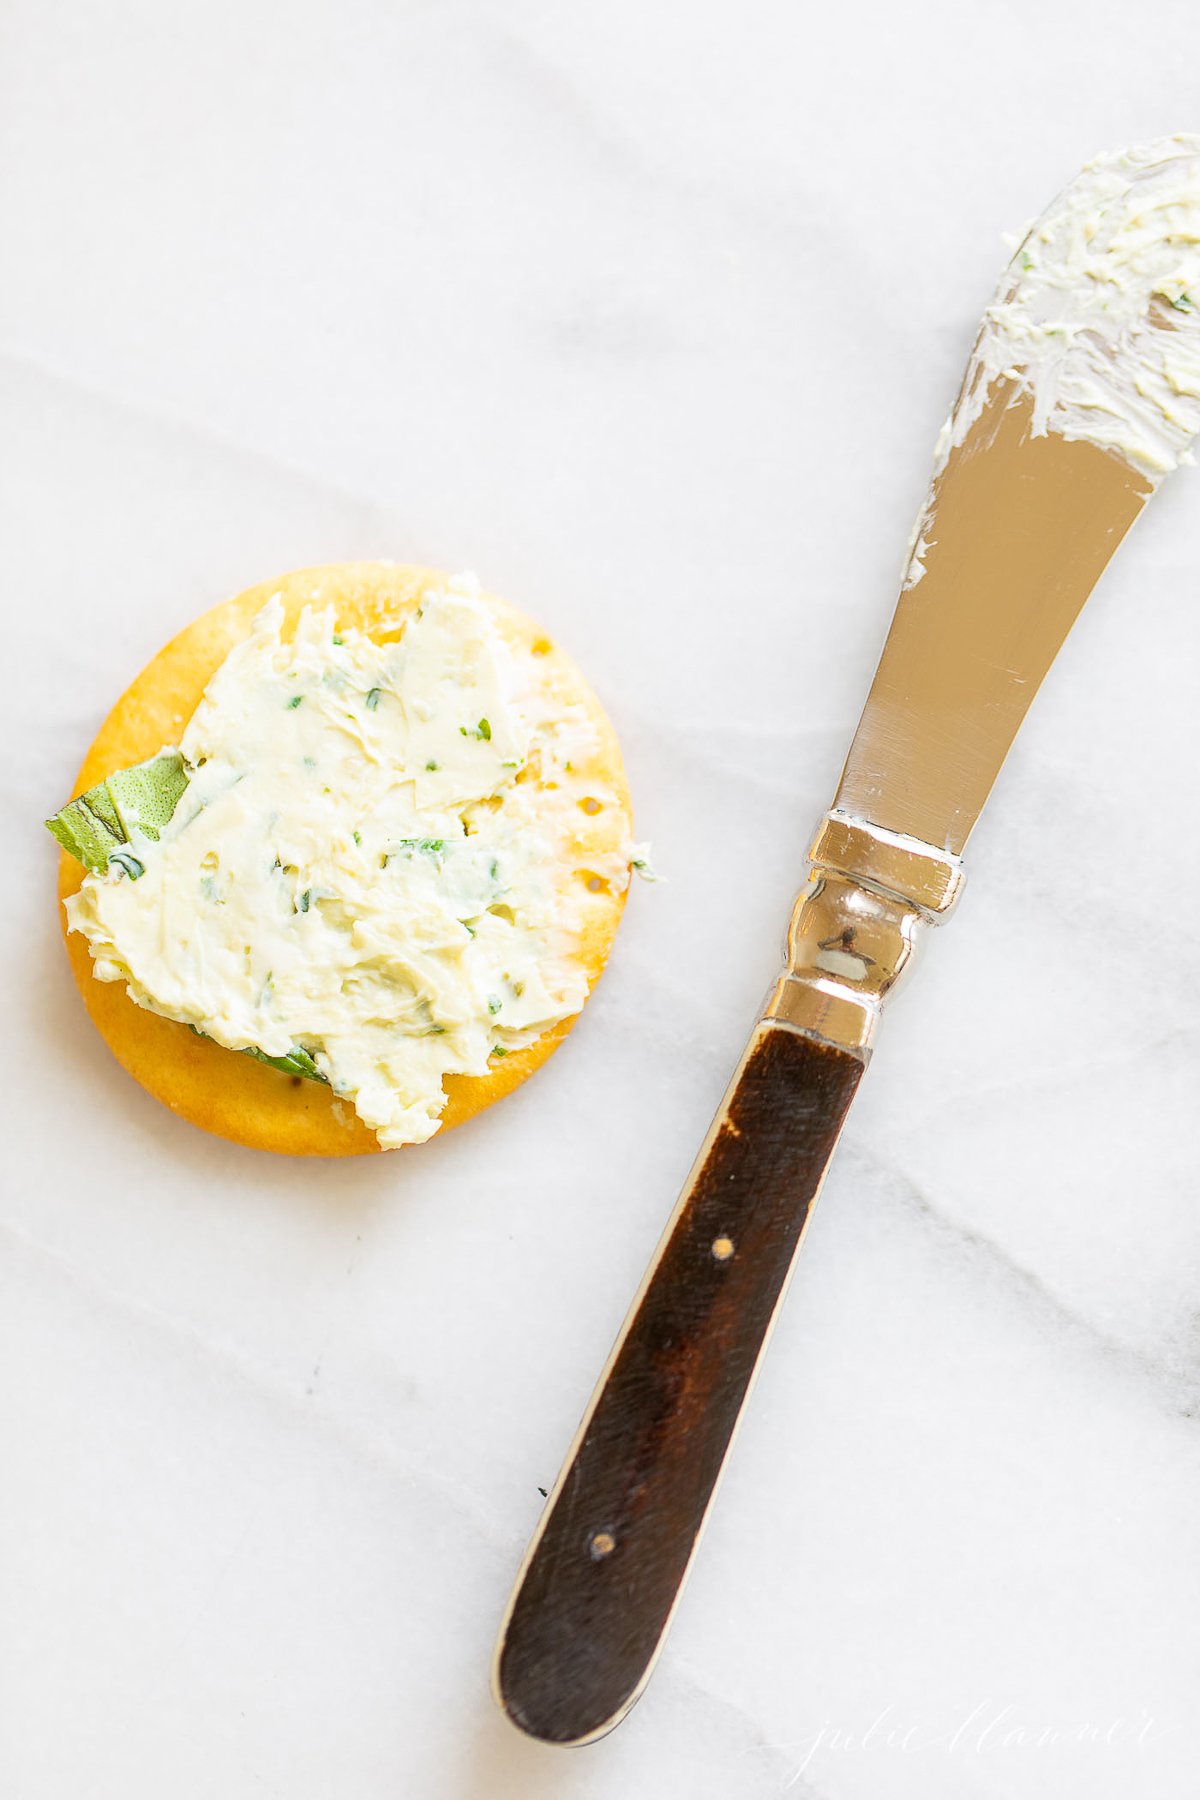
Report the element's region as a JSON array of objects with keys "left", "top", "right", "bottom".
[
  {"left": 589, "top": 1530, "right": 616, "bottom": 1560},
  {"left": 712, "top": 1236, "right": 735, "bottom": 1262}
]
